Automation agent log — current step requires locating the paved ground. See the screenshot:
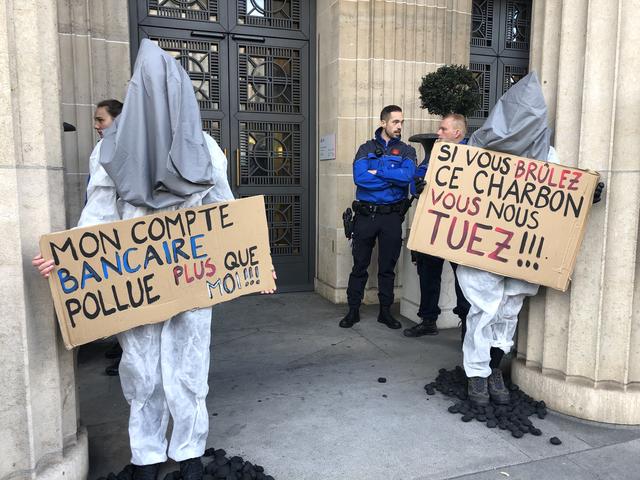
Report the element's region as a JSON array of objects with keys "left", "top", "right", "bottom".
[{"left": 80, "top": 292, "right": 640, "bottom": 480}]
